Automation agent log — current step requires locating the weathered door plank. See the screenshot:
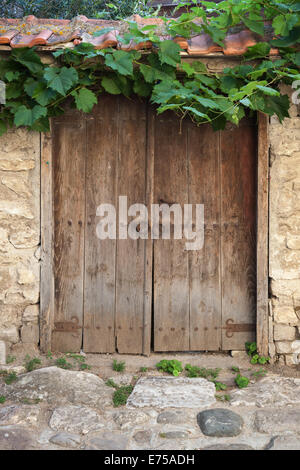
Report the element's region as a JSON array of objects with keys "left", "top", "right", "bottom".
[
  {"left": 220, "top": 120, "right": 257, "bottom": 350},
  {"left": 52, "top": 114, "right": 86, "bottom": 352},
  {"left": 153, "top": 114, "right": 190, "bottom": 351},
  {"left": 83, "top": 96, "right": 118, "bottom": 352},
  {"left": 115, "top": 97, "right": 148, "bottom": 353},
  {"left": 188, "top": 122, "right": 222, "bottom": 351}
]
